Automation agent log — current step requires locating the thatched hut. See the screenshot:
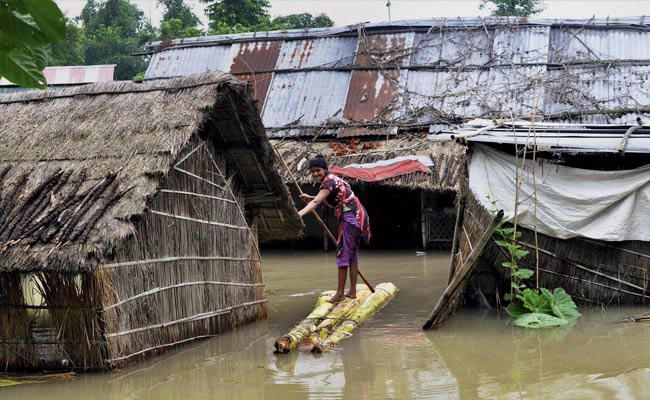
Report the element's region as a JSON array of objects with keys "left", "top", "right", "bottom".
[{"left": 0, "top": 72, "right": 302, "bottom": 371}]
